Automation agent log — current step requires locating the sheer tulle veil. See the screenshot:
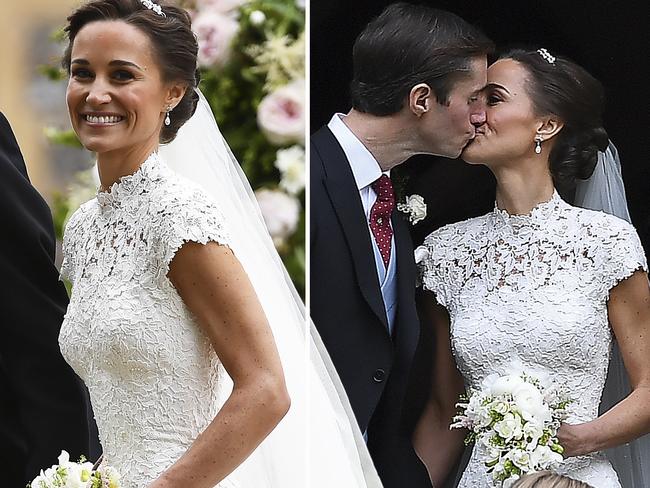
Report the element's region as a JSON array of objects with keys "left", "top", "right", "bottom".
[
  {"left": 575, "top": 141, "right": 650, "bottom": 486},
  {"left": 159, "top": 92, "right": 382, "bottom": 487}
]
